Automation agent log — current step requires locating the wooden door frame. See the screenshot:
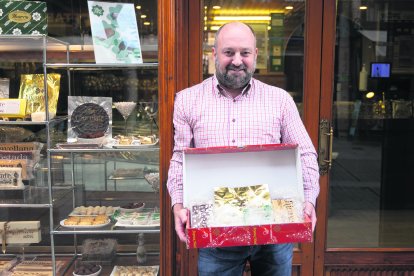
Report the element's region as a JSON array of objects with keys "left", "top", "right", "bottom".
[
  {"left": 163, "top": 0, "right": 324, "bottom": 276},
  {"left": 301, "top": 0, "right": 324, "bottom": 274},
  {"left": 159, "top": 0, "right": 203, "bottom": 275}
]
